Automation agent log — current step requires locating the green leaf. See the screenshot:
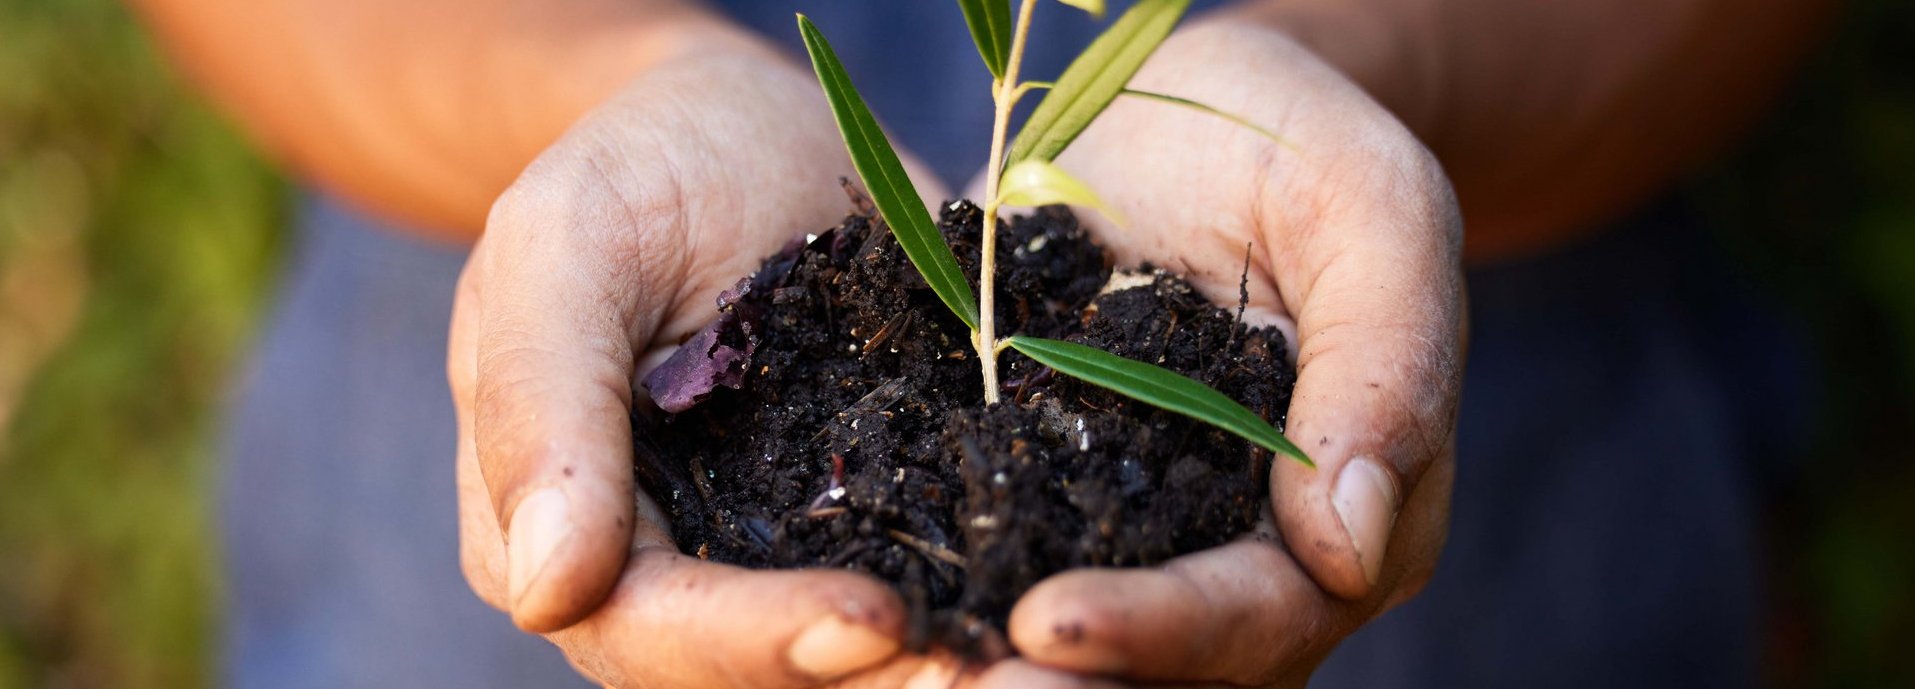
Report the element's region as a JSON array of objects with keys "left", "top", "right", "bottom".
[
  {"left": 996, "top": 160, "right": 1124, "bottom": 225},
  {"left": 1113, "top": 88, "right": 1297, "bottom": 151},
  {"left": 1006, "top": 0, "right": 1192, "bottom": 164},
  {"left": 1056, "top": 0, "right": 1106, "bottom": 19},
  {"left": 1005, "top": 335, "right": 1312, "bottom": 466},
  {"left": 798, "top": 15, "right": 980, "bottom": 330},
  {"left": 956, "top": 0, "right": 1014, "bottom": 79},
  {"left": 1022, "top": 81, "right": 1296, "bottom": 151}
]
